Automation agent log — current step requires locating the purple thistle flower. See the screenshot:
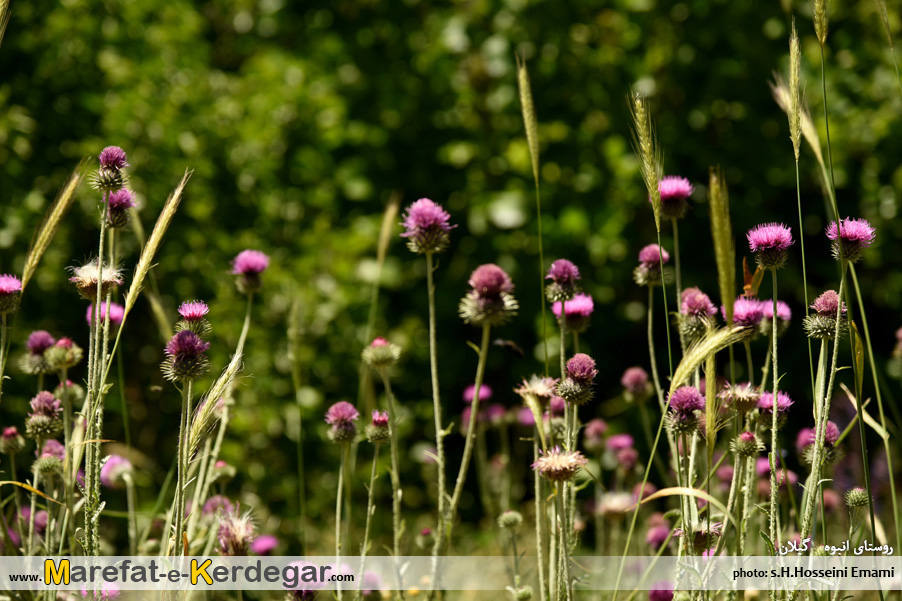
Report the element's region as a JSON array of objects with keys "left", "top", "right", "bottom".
[
  {"left": 824, "top": 421, "right": 841, "bottom": 446},
  {"left": 548, "top": 396, "right": 566, "bottom": 417},
  {"left": 40, "top": 439, "right": 65, "bottom": 460},
  {"left": 0, "top": 274, "right": 22, "bottom": 314},
  {"left": 552, "top": 292, "right": 594, "bottom": 333},
  {"left": 724, "top": 297, "right": 765, "bottom": 329},
  {"left": 668, "top": 386, "right": 705, "bottom": 414},
  {"left": 100, "top": 455, "right": 132, "bottom": 489},
  {"left": 546, "top": 259, "right": 580, "bottom": 286},
  {"left": 638, "top": 244, "right": 669, "bottom": 266},
  {"left": 107, "top": 189, "right": 136, "bottom": 209},
  {"left": 166, "top": 330, "right": 211, "bottom": 358},
  {"left": 325, "top": 401, "right": 359, "bottom": 443},
  {"left": 485, "top": 403, "right": 506, "bottom": 425},
  {"left": 649, "top": 582, "right": 674, "bottom": 601},
  {"left": 86, "top": 302, "right": 125, "bottom": 326},
  {"left": 826, "top": 217, "right": 876, "bottom": 263},
  {"left": 26, "top": 391, "right": 63, "bottom": 438},
  {"left": 284, "top": 561, "right": 325, "bottom": 600},
  {"left": 203, "top": 495, "right": 235, "bottom": 517},
  {"left": 656, "top": 175, "right": 694, "bottom": 219},
  {"left": 566, "top": 353, "right": 597, "bottom": 384},
  {"left": 26, "top": 331, "right": 55, "bottom": 355},
  {"left": 617, "top": 447, "right": 638, "bottom": 470},
  {"left": 80, "top": 582, "right": 121, "bottom": 600},
  {"left": 29, "top": 391, "right": 62, "bottom": 418},
  {"left": 621, "top": 367, "right": 649, "bottom": 396},
  {"left": 399, "top": 198, "right": 456, "bottom": 254},
  {"left": 606, "top": 433, "right": 634, "bottom": 452},
  {"left": 162, "top": 330, "right": 211, "bottom": 381},
  {"left": 463, "top": 383, "right": 492, "bottom": 404},
  {"left": 795, "top": 427, "right": 816, "bottom": 451},
  {"left": 763, "top": 300, "right": 792, "bottom": 321},
  {"left": 371, "top": 410, "right": 389, "bottom": 428},
  {"left": 646, "top": 526, "right": 671, "bottom": 549},
  {"left": 811, "top": 290, "right": 846, "bottom": 316},
  {"left": 178, "top": 300, "right": 209, "bottom": 321},
  {"left": 250, "top": 534, "right": 279, "bottom": 555},
  {"left": 747, "top": 222, "right": 794, "bottom": 269},
  {"left": 680, "top": 287, "right": 717, "bottom": 317},
  {"left": 468, "top": 264, "right": 513, "bottom": 298},
  {"left": 583, "top": 418, "right": 608, "bottom": 454},
  {"left": 232, "top": 250, "right": 270, "bottom": 275},
  {"left": 460, "top": 264, "right": 518, "bottom": 326},
  {"left": 516, "top": 407, "right": 535, "bottom": 426},
  {"left": 758, "top": 391, "right": 793, "bottom": 415},
  {"left": 98, "top": 146, "right": 129, "bottom": 170}
]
